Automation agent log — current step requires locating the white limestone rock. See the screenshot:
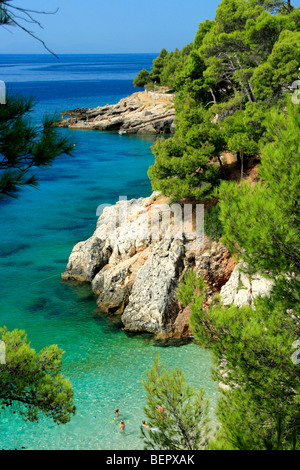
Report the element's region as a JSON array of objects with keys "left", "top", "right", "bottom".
[
  {"left": 121, "top": 239, "right": 185, "bottom": 334},
  {"left": 220, "top": 262, "right": 274, "bottom": 308}
]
